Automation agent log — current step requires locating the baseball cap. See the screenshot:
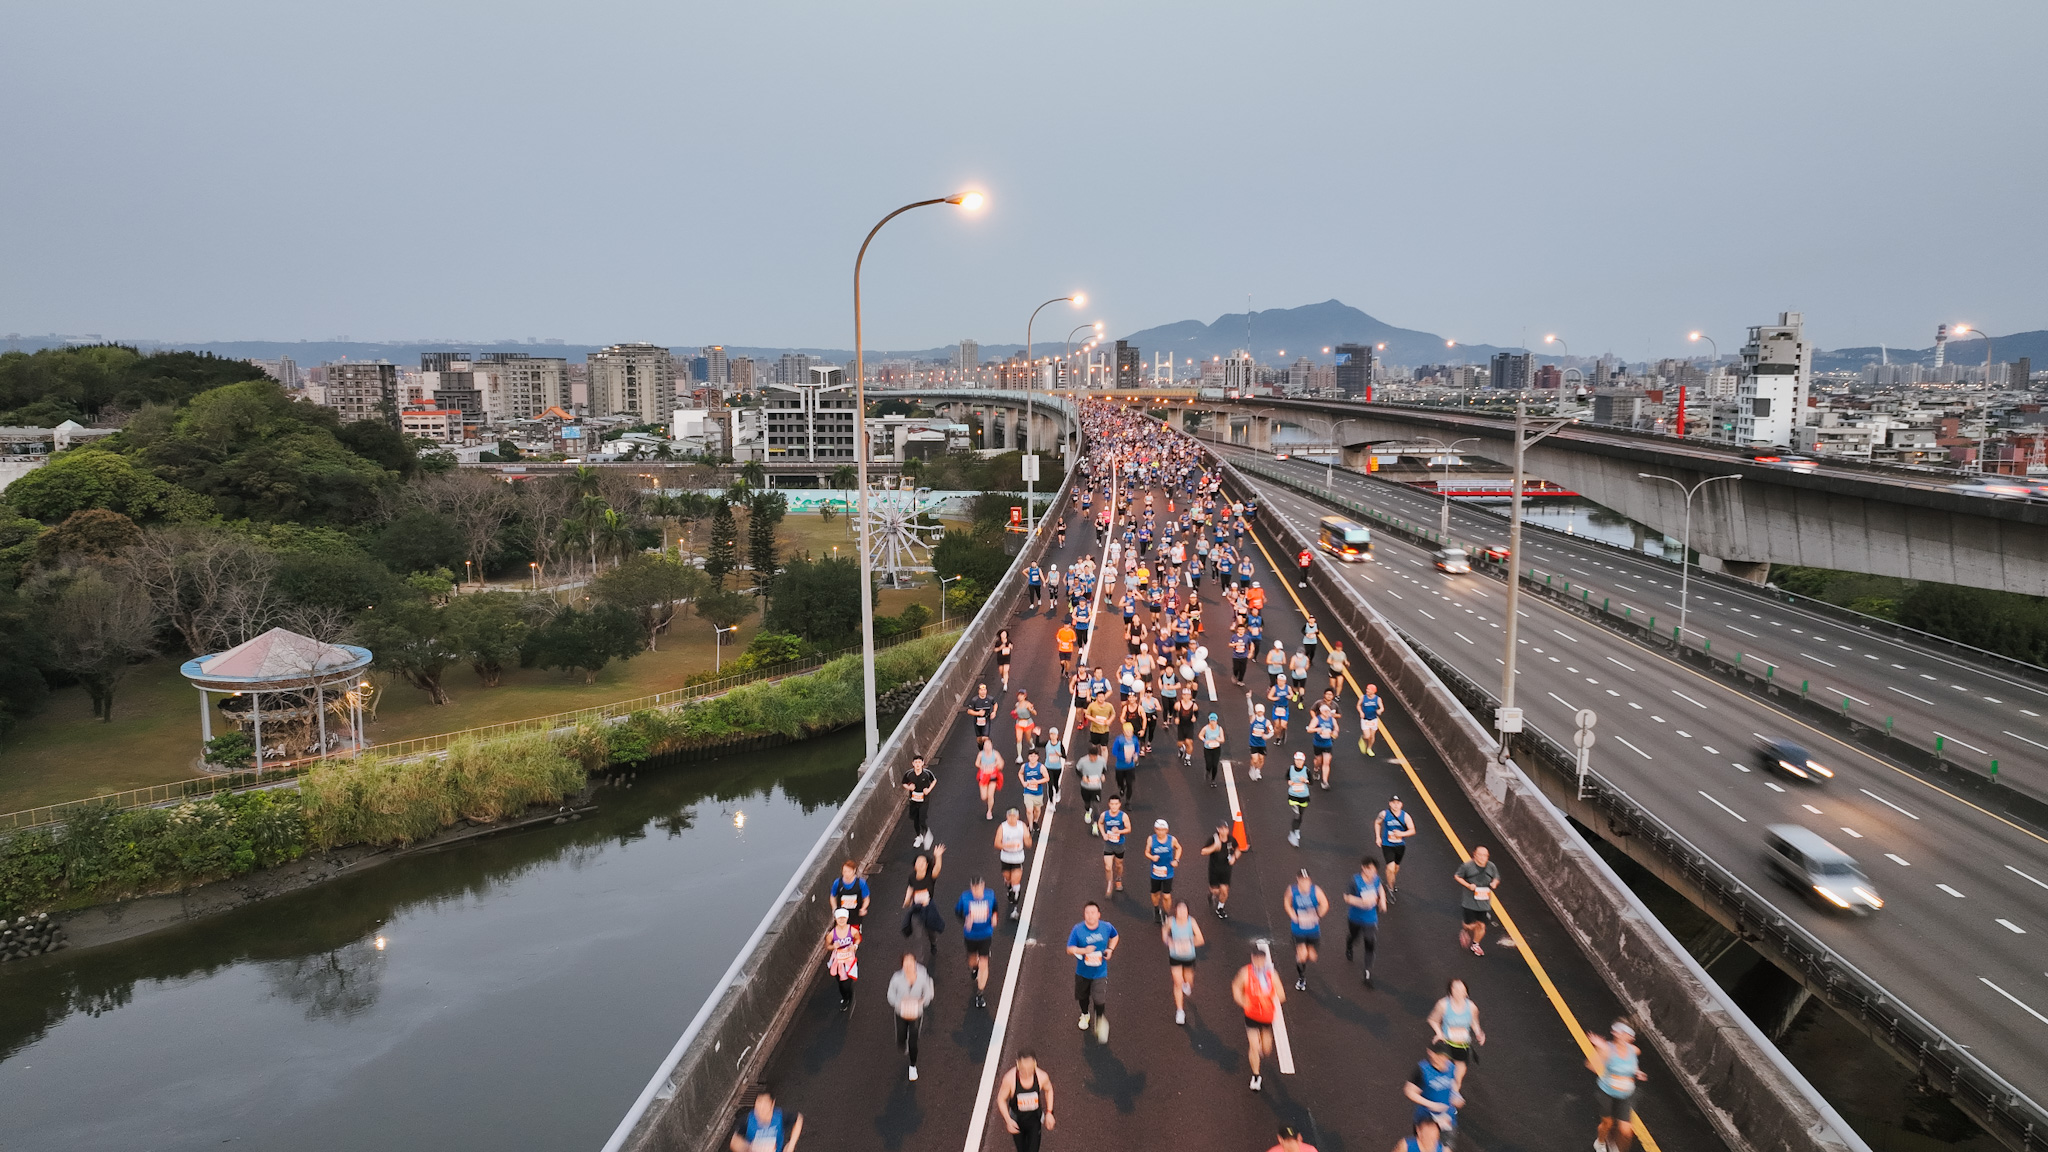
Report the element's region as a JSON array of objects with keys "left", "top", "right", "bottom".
[
  {"left": 1154, "top": 819, "right": 1169, "bottom": 829},
  {"left": 833, "top": 907, "right": 849, "bottom": 919},
  {"left": 1209, "top": 712, "right": 1218, "bottom": 721}
]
